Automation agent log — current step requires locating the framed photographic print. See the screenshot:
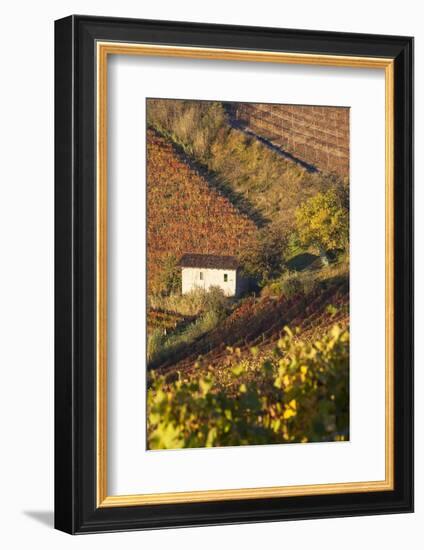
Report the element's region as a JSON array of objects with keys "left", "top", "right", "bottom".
[{"left": 54, "top": 15, "right": 414, "bottom": 534}]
